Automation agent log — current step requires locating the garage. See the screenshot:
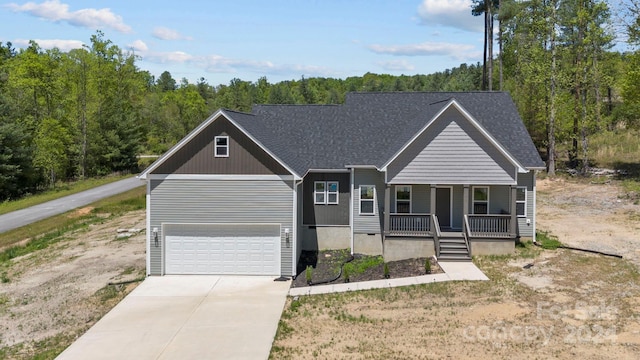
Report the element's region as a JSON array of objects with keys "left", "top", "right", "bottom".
[{"left": 164, "top": 223, "right": 281, "bottom": 275}]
